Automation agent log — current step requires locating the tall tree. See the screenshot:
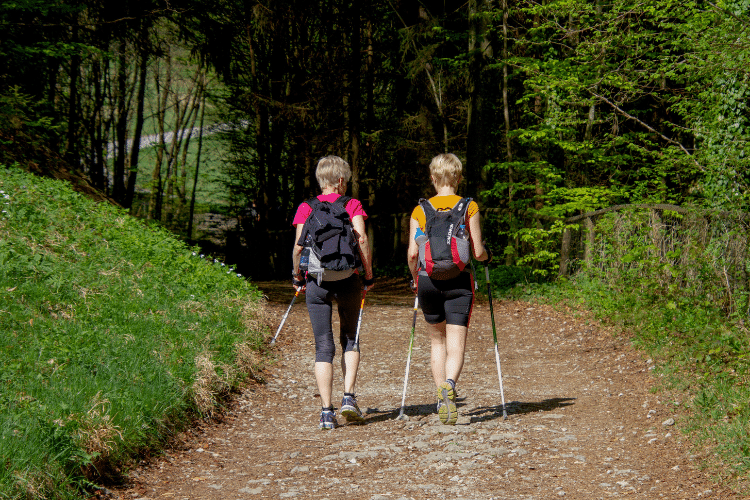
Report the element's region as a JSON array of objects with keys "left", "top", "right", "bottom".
[{"left": 466, "top": 0, "right": 493, "bottom": 198}]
